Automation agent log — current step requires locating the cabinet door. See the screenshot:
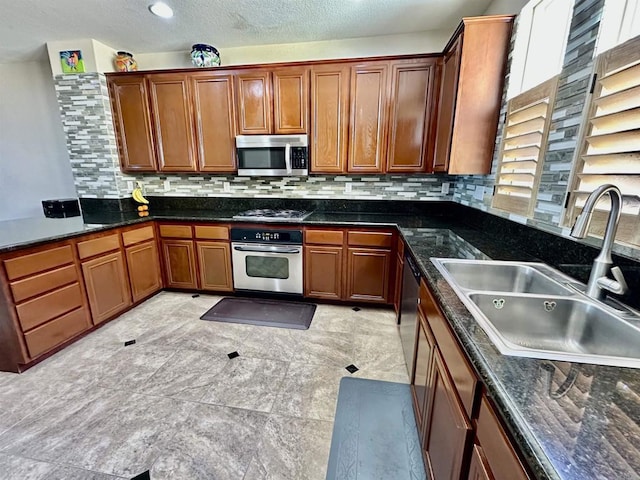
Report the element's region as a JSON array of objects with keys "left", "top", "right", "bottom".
[
  {"left": 310, "top": 65, "right": 350, "bottom": 173},
  {"left": 433, "top": 35, "right": 462, "bottom": 173},
  {"left": 191, "top": 73, "right": 237, "bottom": 172},
  {"left": 304, "top": 245, "right": 343, "bottom": 300},
  {"left": 412, "top": 311, "right": 436, "bottom": 432},
  {"left": 386, "top": 60, "right": 438, "bottom": 172},
  {"left": 196, "top": 241, "right": 233, "bottom": 292},
  {"left": 108, "top": 75, "right": 156, "bottom": 172},
  {"left": 82, "top": 251, "right": 132, "bottom": 325},
  {"left": 348, "top": 63, "right": 389, "bottom": 173},
  {"left": 162, "top": 240, "right": 198, "bottom": 289},
  {"left": 148, "top": 74, "right": 197, "bottom": 172},
  {"left": 346, "top": 247, "right": 391, "bottom": 302},
  {"left": 125, "top": 240, "right": 162, "bottom": 302},
  {"left": 273, "top": 68, "right": 309, "bottom": 134},
  {"left": 468, "top": 446, "right": 494, "bottom": 480},
  {"left": 236, "top": 71, "right": 272, "bottom": 134},
  {"left": 423, "top": 349, "right": 473, "bottom": 480}
]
